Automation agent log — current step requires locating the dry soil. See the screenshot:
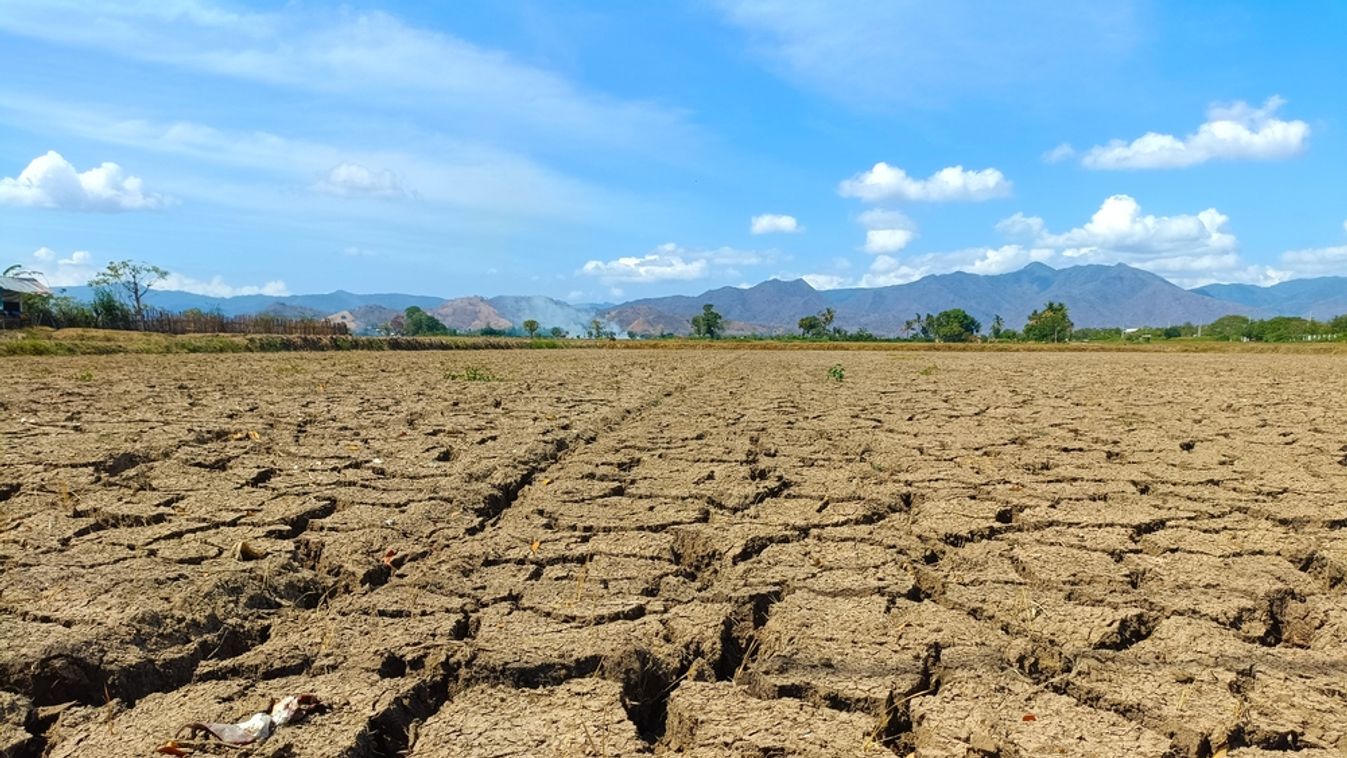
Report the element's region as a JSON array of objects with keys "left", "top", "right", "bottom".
[{"left": 2, "top": 350, "right": 1346, "bottom": 757}]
